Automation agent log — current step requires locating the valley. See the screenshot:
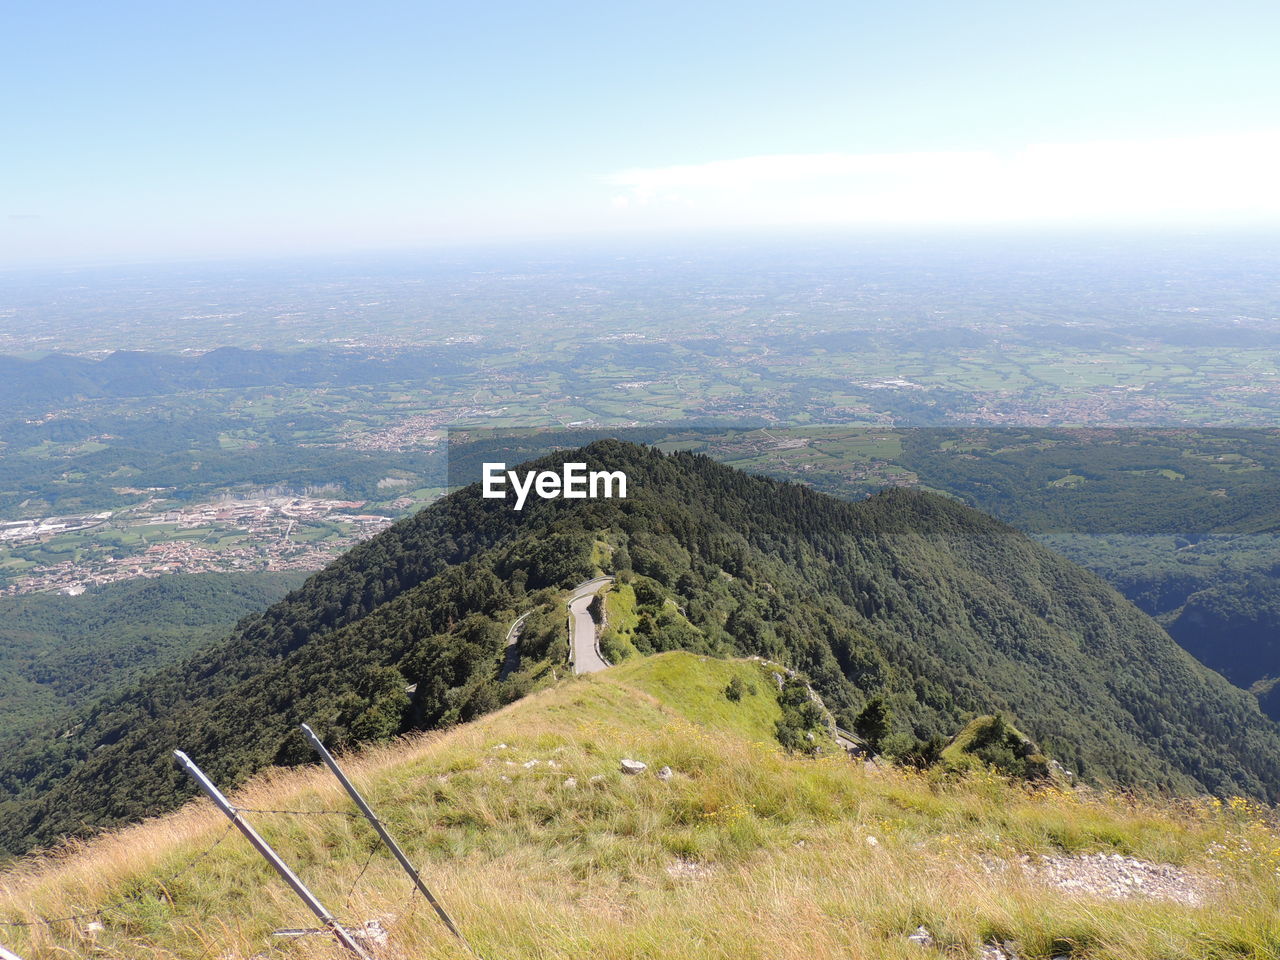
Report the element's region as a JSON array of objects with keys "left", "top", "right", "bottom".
[
  {"left": 8, "top": 4, "right": 1276, "bottom": 955},
  {"left": 1, "top": 494, "right": 395, "bottom": 596},
  {"left": 3, "top": 247, "right": 1278, "bottom": 727},
  {"left": 3, "top": 245, "right": 1280, "bottom": 960}
]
